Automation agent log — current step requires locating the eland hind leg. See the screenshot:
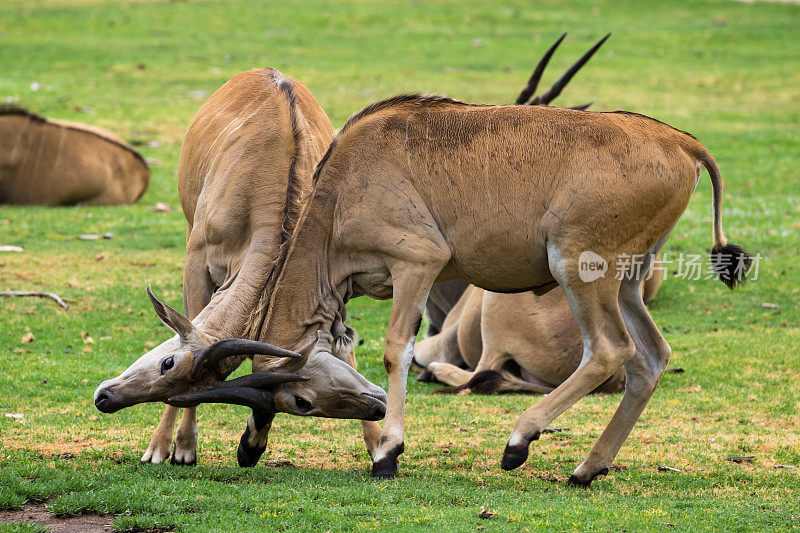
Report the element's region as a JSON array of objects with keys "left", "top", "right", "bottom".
[
  {"left": 569, "top": 244, "right": 672, "bottom": 486},
  {"left": 501, "top": 243, "right": 635, "bottom": 472}
]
